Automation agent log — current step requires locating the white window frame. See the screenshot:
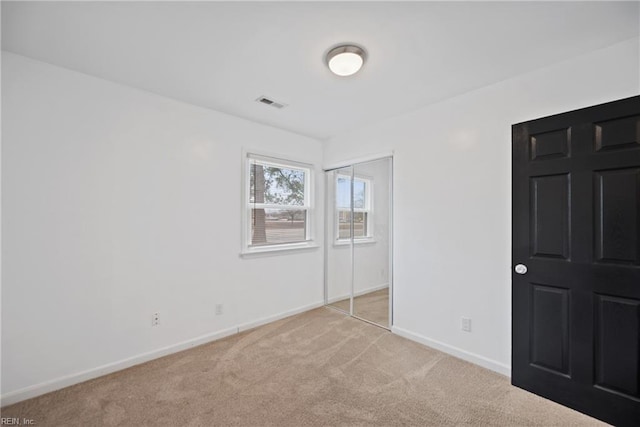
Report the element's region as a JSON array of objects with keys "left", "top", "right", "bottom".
[
  {"left": 335, "top": 173, "right": 374, "bottom": 244},
  {"left": 241, "top": 152, "right": 316, "bottom": 255}
]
